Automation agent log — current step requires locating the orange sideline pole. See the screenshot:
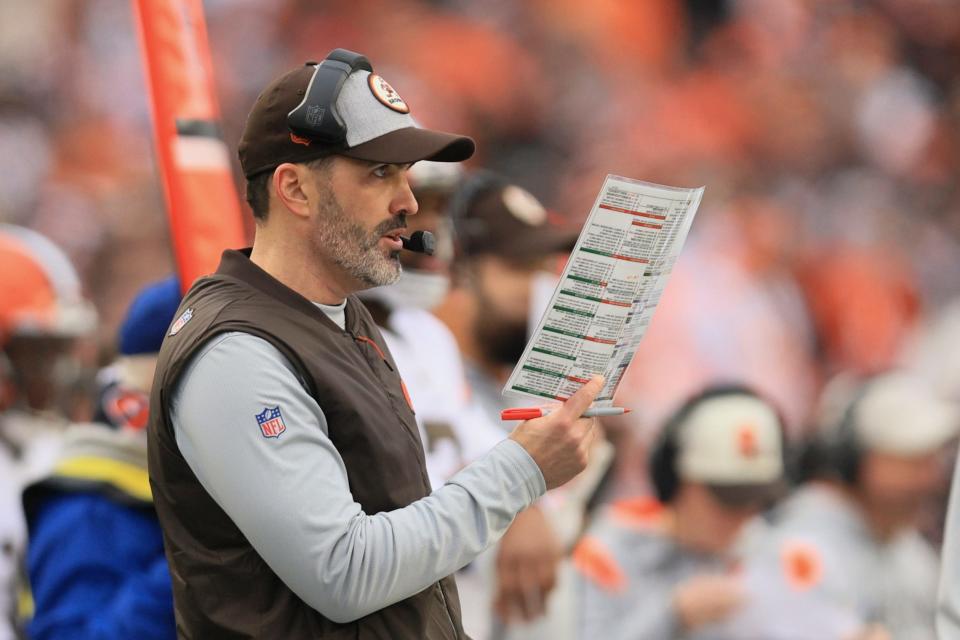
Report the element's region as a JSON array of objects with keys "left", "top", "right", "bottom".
[{"left": 132, "top": 0, "right": 246, "bottom": 293}]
